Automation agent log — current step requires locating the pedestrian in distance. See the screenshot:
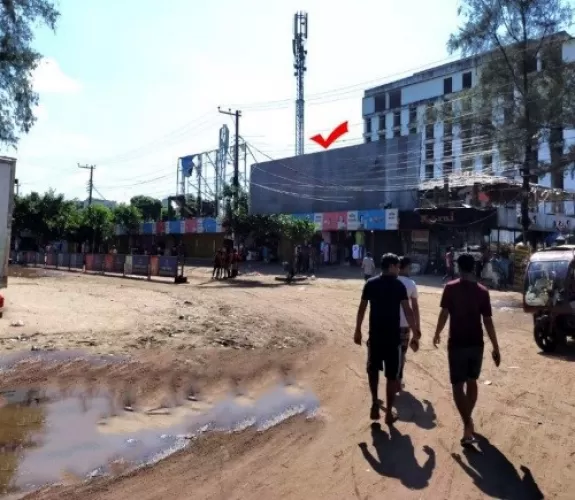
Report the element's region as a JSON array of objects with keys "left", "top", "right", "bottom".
[
  {"left": 433, "top": 252, "right": 501, "bottom": 446},
  {"left": 397, "top": 256, "right": 420, "bottom": 391},
  {"left": 361, "top": 252, "right": 376, "bottom": 282},
  {"left": 354, "top": 253, "right": 422, "bottom": 425},
  {"left": 212, "top": 250, "right": 222, "bottom": 279}
]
